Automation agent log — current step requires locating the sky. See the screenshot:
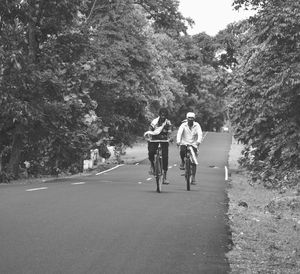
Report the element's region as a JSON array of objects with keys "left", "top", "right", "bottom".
[{"left": 178, "top": 0, "right": 256, "bottom": 36}]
